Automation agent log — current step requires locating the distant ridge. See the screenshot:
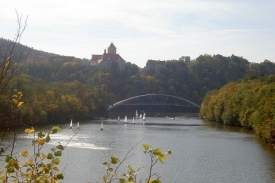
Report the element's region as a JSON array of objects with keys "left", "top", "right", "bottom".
[{"left": 0, "top": 37, "right": 83, "bottom": 63}]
